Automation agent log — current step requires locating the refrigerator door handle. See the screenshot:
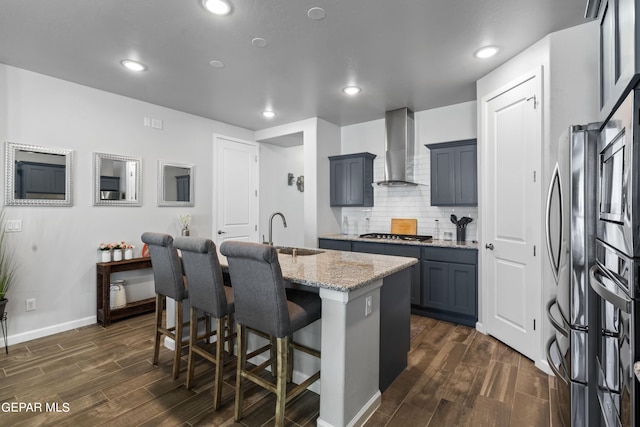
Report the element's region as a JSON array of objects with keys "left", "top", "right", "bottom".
[
  {"left": 545, "top": 337, "right": 570, "bottom": 385},
  {"left": 545, "top": 163, "right": 563, "bottom": 284},
  {"left": 546, "top": 298, "right": 569, "bottom": 337},
  {"left": 589, "top": 264, "right": 632, "bottom": 313}
]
